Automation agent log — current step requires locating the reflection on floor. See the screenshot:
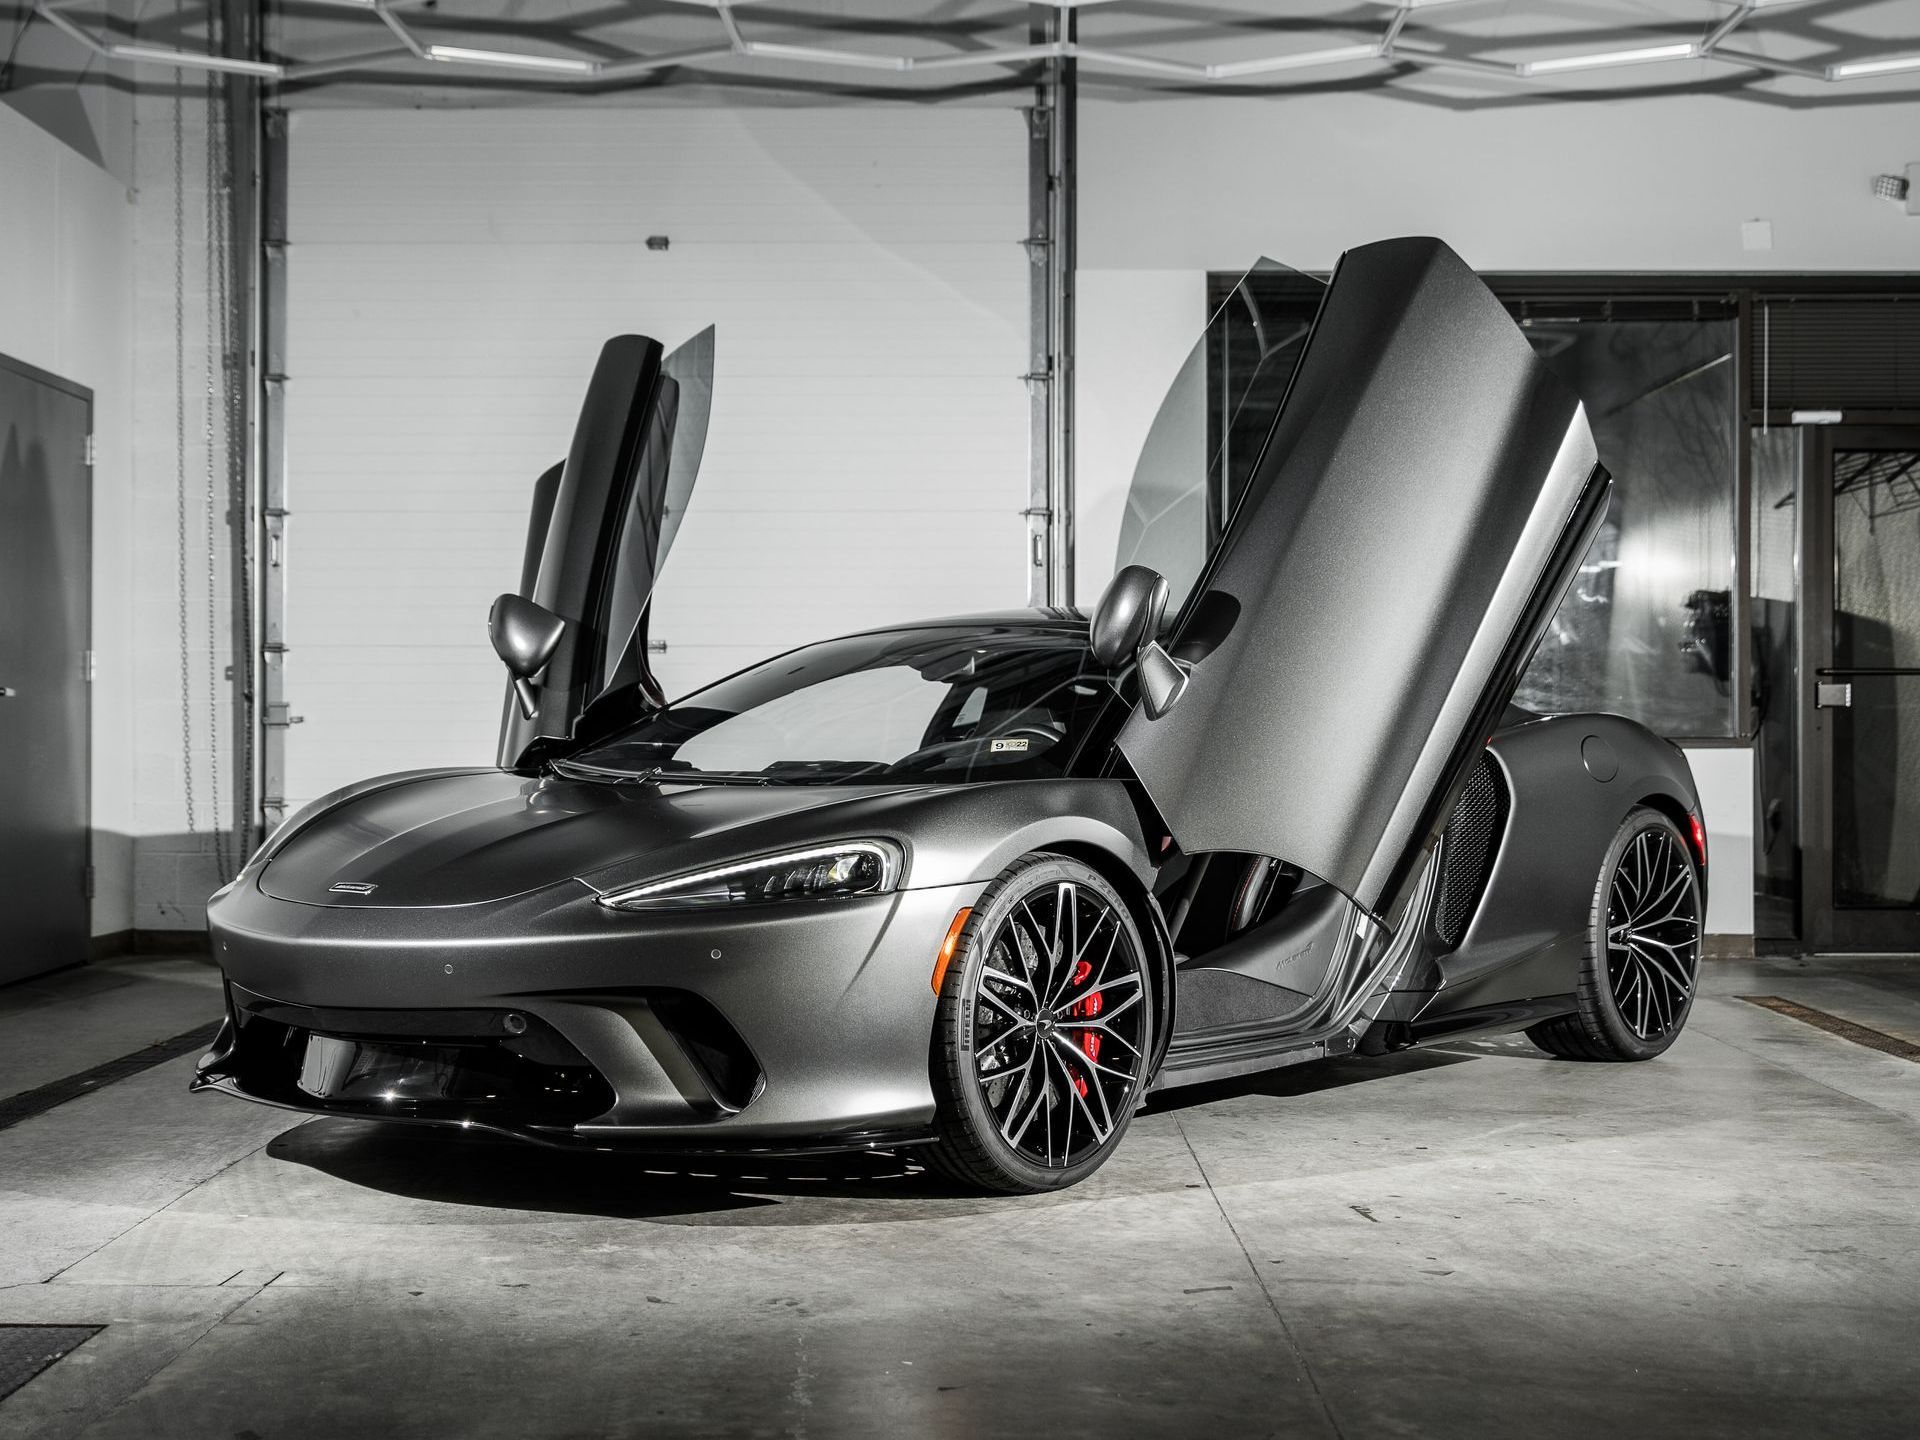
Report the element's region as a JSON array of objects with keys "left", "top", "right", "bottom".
[{"left": 2, "top": 951, "right": 1918, "bottom": 1438}]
